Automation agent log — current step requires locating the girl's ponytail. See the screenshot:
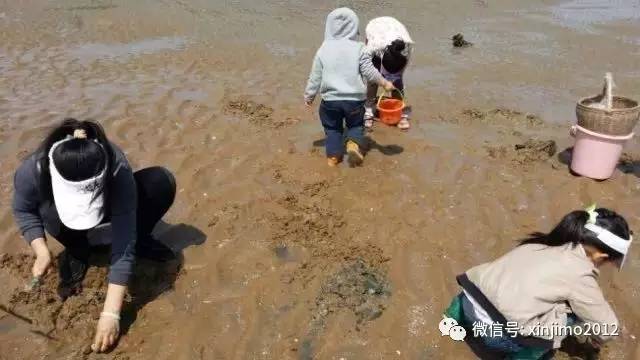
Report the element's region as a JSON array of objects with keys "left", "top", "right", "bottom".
[
  {"left": 520, "top": 207, "right": 631, "bottom": 262},
  {"left": 381, "top": 39, "right": 408, "bottom": 74},
  {"left": 520, "top": 210, "right": 589, "bottom": 247}
]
